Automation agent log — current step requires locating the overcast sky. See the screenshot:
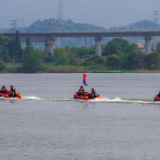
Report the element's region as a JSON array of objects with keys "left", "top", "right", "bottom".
[{"left": 0, "top": 0, "right": 160, "bottom": 29}]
